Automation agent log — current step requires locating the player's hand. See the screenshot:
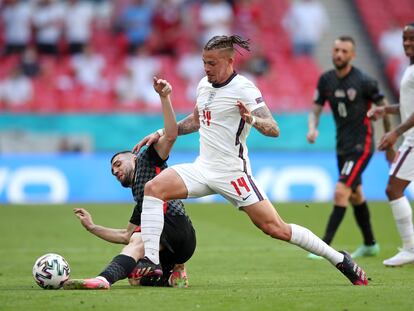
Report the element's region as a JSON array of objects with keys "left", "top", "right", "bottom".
[
  {"left": 378, "top": 130, "right": 399, "bottom": 151},
  {"left": 153, "top": 77, "right": 172, "bottom": 97},
  {"left": 307, "top": 129, "right": 318, "bottom": 143},
  {"left": 367, "top": 106, "right": 385, "bottom": 121},
  {"left": 236, "top": 101, "right": 254, "bottom": 124},
  {"left": 132, "top": 132, "right": 161, "bottom": 153},
  {"left": 385, "top": 146, "right": 396, "bottom": 164},
  {"left": 74, "top": 208, "right": 95, "bottom": 231}
]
